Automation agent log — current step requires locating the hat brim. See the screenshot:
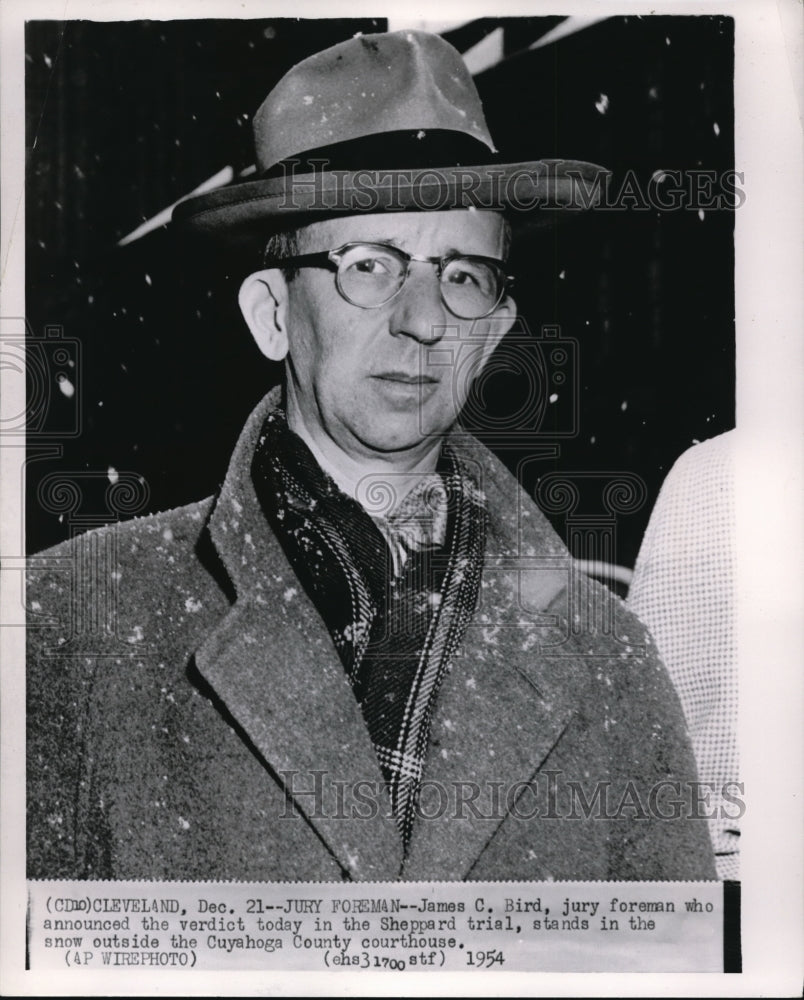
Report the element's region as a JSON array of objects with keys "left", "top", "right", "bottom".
[{"left": 173, "top": 159, "right": 610, "bottom": 249}]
